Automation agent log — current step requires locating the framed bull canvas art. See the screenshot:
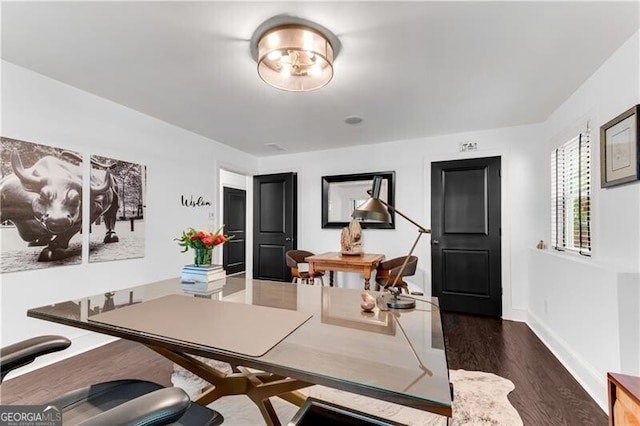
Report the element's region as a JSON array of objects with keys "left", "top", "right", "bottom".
[
  {"left": 1, "top": 137, "right": 84, "bottom": 272},
  {"left": 88, "top": 155, "right": 146, "bottom": 263}
]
